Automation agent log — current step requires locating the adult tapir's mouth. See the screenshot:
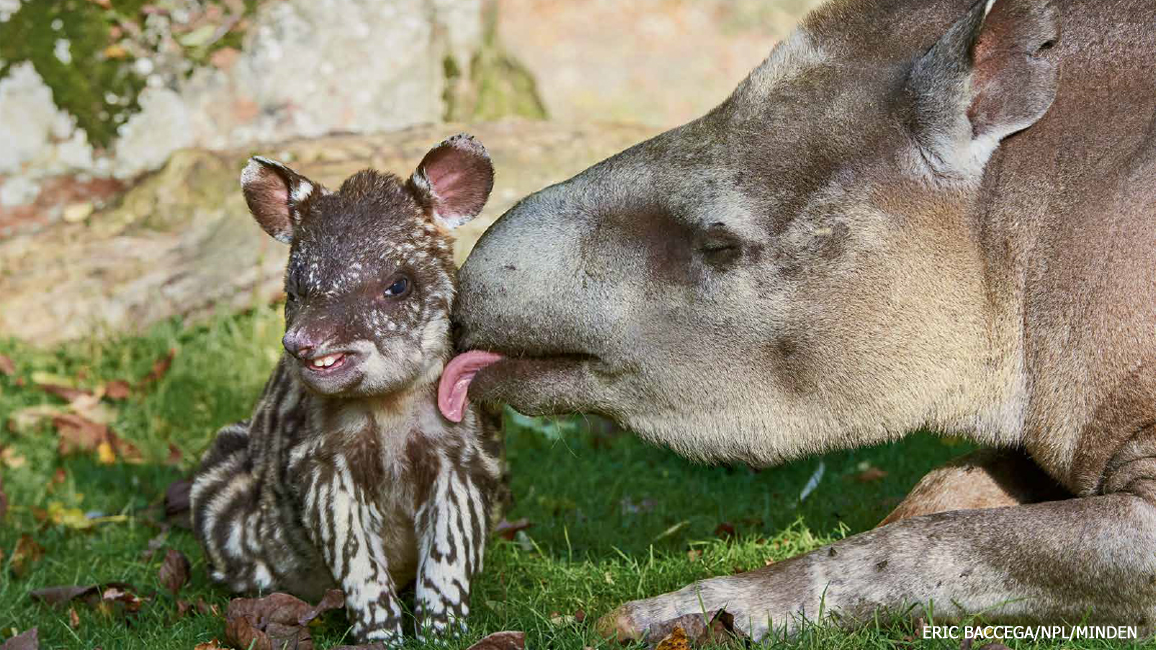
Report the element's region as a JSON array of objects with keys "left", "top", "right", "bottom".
[
  {"left": 437, "top": 349, "right": 603, "bottom": 422},
  {"left": 438, "top": 350, "right": 504, "bottom": 422}
]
